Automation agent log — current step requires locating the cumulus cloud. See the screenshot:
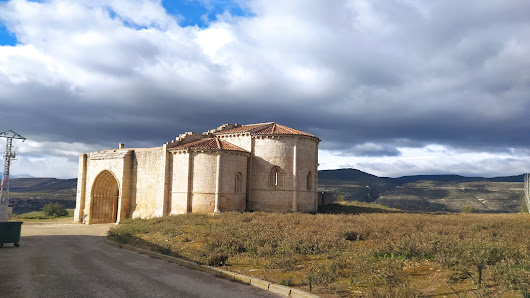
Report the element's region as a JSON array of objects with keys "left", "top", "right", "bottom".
[
  {"left": 321, "top": 144, "right": 530, "bottom": 178},
  {"left": 0, "top": 0, "right": 528, "bottom": 178},
  {"left": 342, "top": 142, "right": 401, "bottom": 157}
]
